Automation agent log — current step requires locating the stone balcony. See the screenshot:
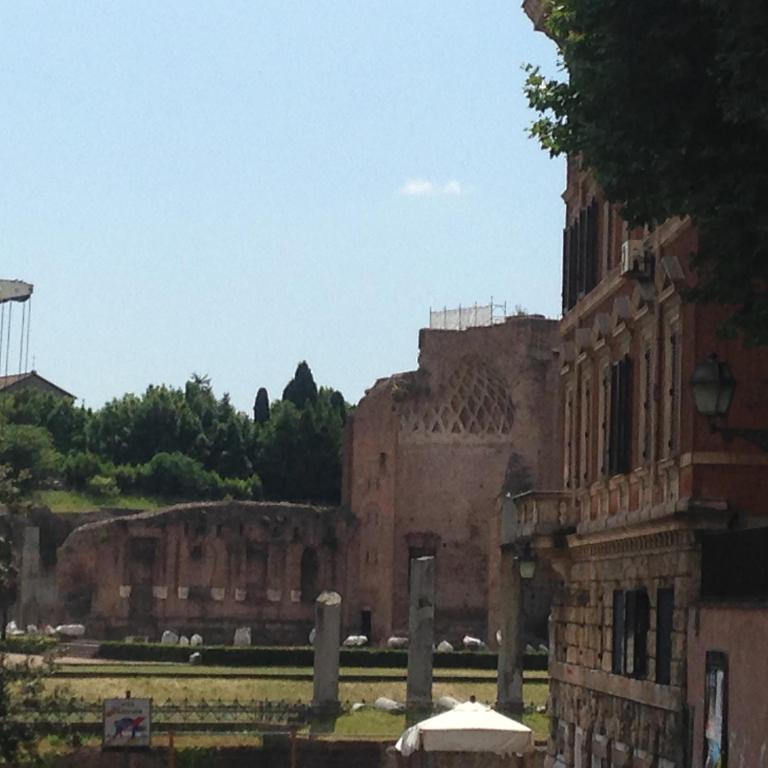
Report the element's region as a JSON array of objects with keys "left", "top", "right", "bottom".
[{"left": 501, "top": 489, "right": 575, "bottom": 545}]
